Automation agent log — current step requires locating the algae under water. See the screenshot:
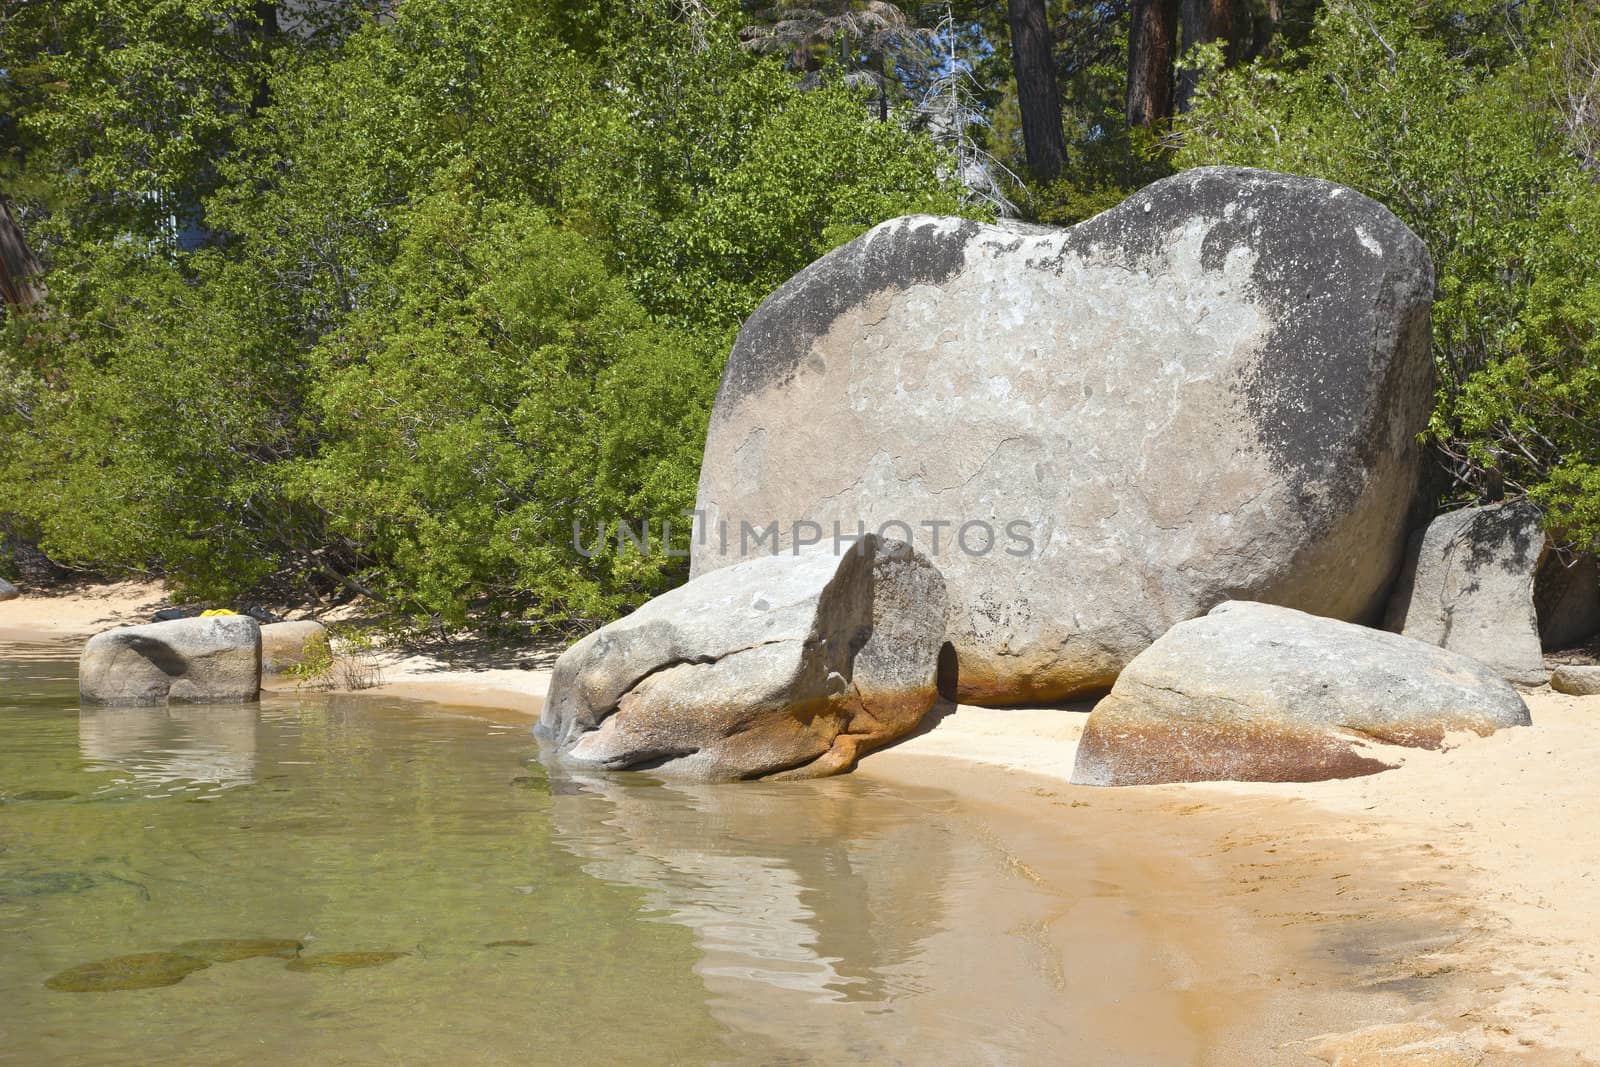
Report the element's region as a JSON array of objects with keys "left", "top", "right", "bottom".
[{"left": 0, "top": 640, "right": 1451, "bottom": 1065}]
